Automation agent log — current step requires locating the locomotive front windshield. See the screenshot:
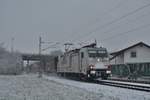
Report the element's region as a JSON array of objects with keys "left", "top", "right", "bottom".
[{"left": 88, "top": 49, "right": 108, "bottom": 58}]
